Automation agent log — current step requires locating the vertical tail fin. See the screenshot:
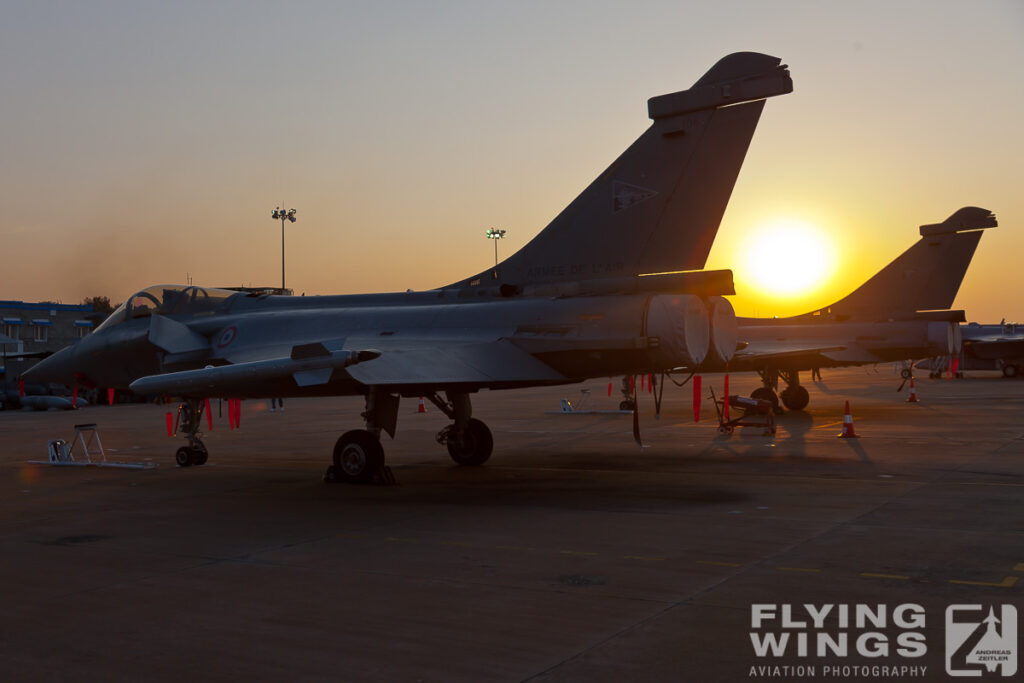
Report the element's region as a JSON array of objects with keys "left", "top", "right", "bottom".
[
  {"left": 445, "top": 52, "right": 792, "bottom": 293},
  {"left": 819, "top": 207, "right": 996, "bottom": 319}
]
